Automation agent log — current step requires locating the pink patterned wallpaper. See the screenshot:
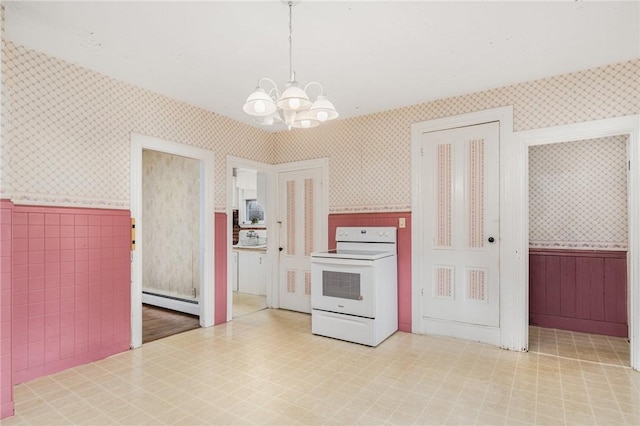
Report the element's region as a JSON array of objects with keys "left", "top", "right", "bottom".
[
  {"left": 2, "top": 41, "right": 274, "bottom": 211},
  {"left": 529, "top": 135, "right": 628, "bottom": 250},
  {"left": 273, "top": 59, "right": 639, "bottom": 213}
]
